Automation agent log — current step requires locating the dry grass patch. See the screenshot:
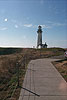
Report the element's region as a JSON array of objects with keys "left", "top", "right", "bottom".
[
  {"left": 0, "top": 54, "right": 26, "bottom": 100},
  {"left": 52, "top": 59, "right": 67, "bottom": 82}
]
